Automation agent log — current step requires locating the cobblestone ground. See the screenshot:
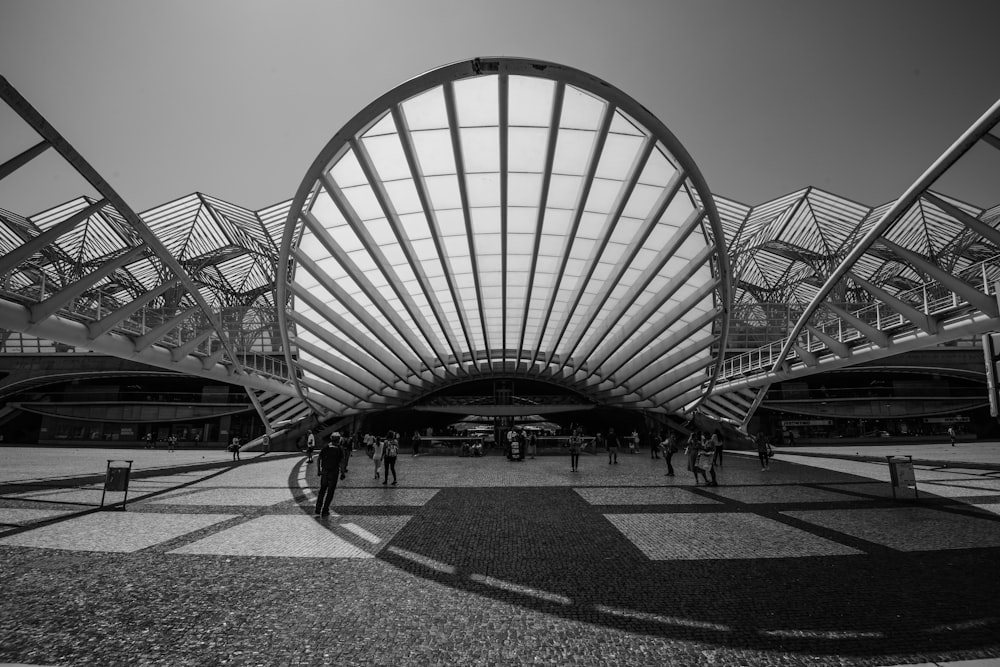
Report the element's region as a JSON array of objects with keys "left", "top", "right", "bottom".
[{"left": 1, "top": 447, "right": 999, "bottom": 666}]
